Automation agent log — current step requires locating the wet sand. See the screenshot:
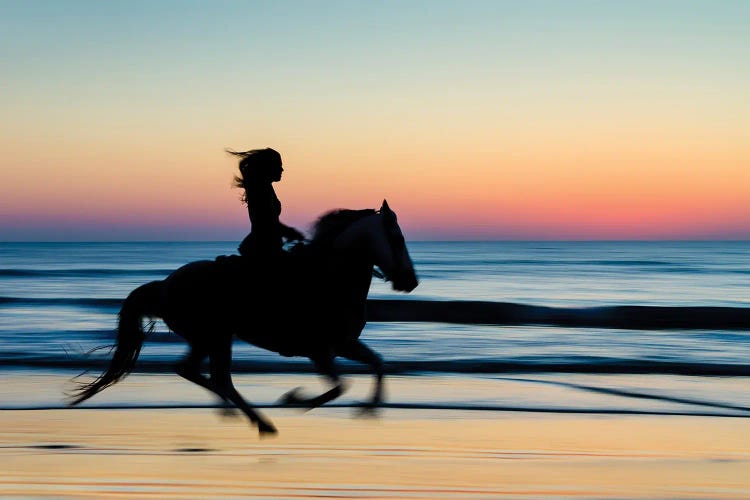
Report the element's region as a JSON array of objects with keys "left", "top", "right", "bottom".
[{"left": 1, "top": 407, "right": 749, "bottom": 498}]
